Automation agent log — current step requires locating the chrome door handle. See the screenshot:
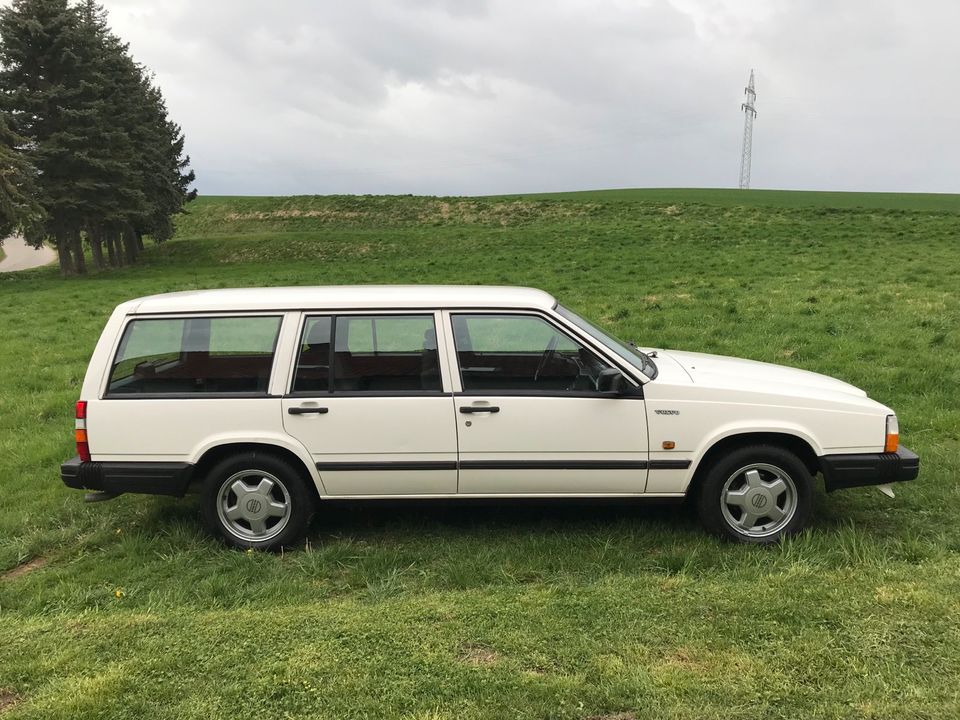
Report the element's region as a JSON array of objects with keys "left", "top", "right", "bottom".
[
  {"left": 288, "top": 406, "right": 329, "bottom": 415},
  {"left": 459, "top": 406, "right": 500, "bottom": 414}
]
